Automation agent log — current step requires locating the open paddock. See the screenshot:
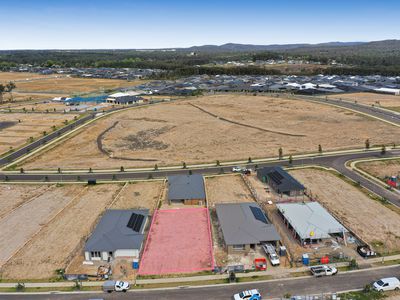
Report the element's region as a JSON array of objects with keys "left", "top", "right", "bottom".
[
  {"left": 289, "top": 168, "right": 400, "bottom": 254},
  {"left": 20, "top": 94, "right": 400, "bottom": 170},
  {"left": 327, "top": 92, "right": 400, "bottom": 111},
  {"left": 0, "top": 112, "right": 78, "bottom": 155}
]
